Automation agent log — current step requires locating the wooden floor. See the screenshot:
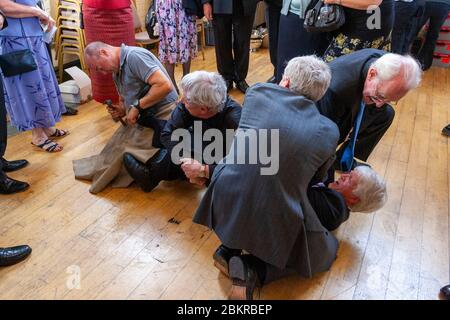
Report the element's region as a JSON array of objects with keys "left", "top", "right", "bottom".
[{"left": 0, "top": 47, "right": 449, "bottom": 300}]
